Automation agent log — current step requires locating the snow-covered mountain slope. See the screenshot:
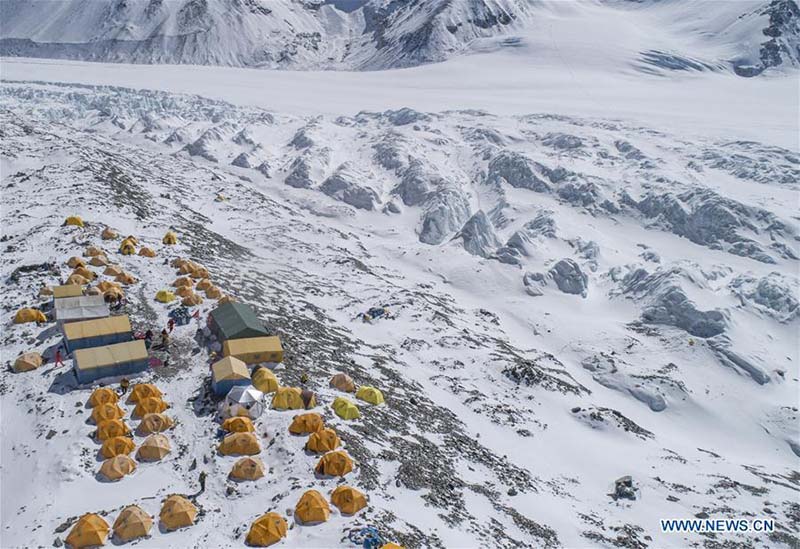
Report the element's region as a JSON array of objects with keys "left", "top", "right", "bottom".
[
  {"left": 1, "top": 80, "right": 798, "bottom": 548},
  {"left": 1, "top": 0, "right": 798, "bottom": 75}
]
